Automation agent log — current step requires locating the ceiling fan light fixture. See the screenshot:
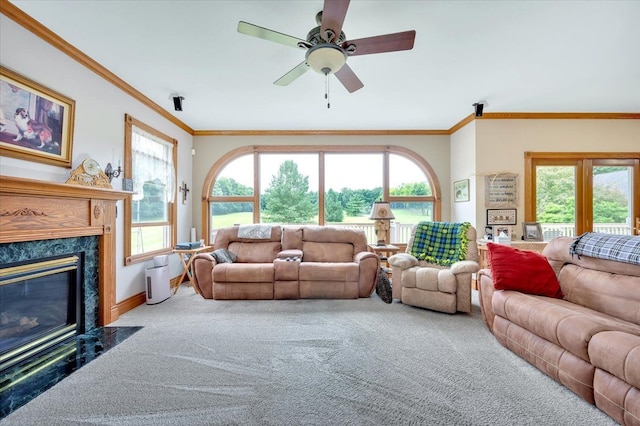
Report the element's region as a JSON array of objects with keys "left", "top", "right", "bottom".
[{"left": 305, "top": 44, "right": 347, "bottom": 74}]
